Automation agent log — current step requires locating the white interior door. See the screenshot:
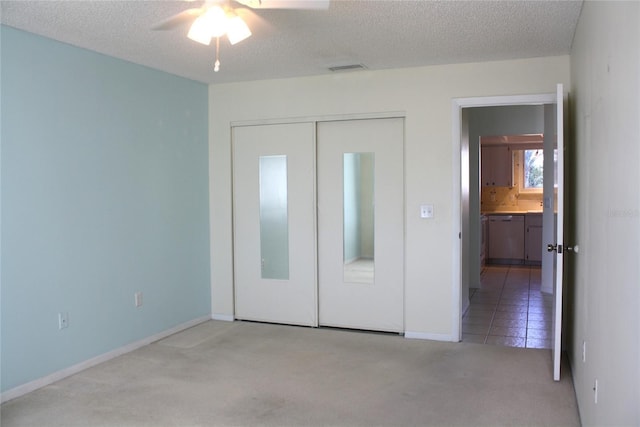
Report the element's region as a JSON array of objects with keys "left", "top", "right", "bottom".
[
  {"left": 317, "top": 118, "right": 404, "bottom": 332},
  {"left": 544, "top": 84, "right": 565, "bottom": 381},
  {"left": 232, "top": 123, "right": 317, "bottom": 327}
]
